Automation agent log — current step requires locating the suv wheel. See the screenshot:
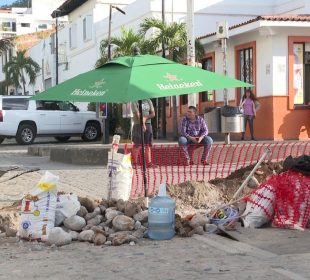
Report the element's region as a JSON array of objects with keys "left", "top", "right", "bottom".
[
  {"left": 82, "top": 122, "right": 100, "bottom": 142},
  {"left": 55, "top": 136, "right": 71, "bottom": 142},
  {"left": 0, "top": 137, "right": 4, "bottom": 144},
  {"left": 16, "top": 124, "right": 36, "bottom": 145}
]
